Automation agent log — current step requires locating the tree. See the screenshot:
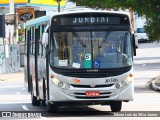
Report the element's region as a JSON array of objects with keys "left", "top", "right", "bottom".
[{"left": 70, "top": 0, "right": 160, "bottom": 41}]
